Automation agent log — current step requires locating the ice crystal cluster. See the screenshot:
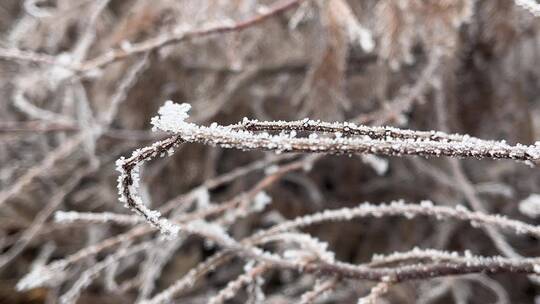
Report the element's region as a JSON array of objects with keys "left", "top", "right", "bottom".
[{"left": 519, "top": 194, "right": 540, "bottom": 219}]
